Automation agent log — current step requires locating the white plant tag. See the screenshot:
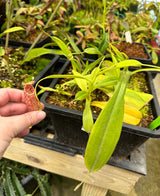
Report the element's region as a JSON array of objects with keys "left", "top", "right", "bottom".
[{"left": 125, "top": 31, "right": 132, "bottom": 43}]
